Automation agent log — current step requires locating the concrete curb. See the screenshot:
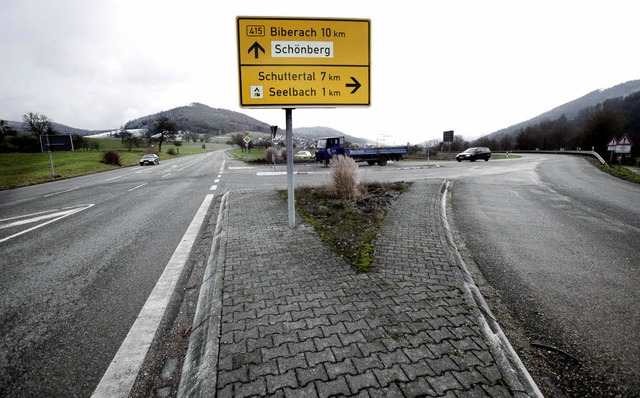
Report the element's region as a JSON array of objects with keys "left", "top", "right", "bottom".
[
  {"left": 439, "top": 180, "right": 544, "bottom": 398},
  {"left": 178, "top": 191, "right": 229, "bottom": 398}
]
